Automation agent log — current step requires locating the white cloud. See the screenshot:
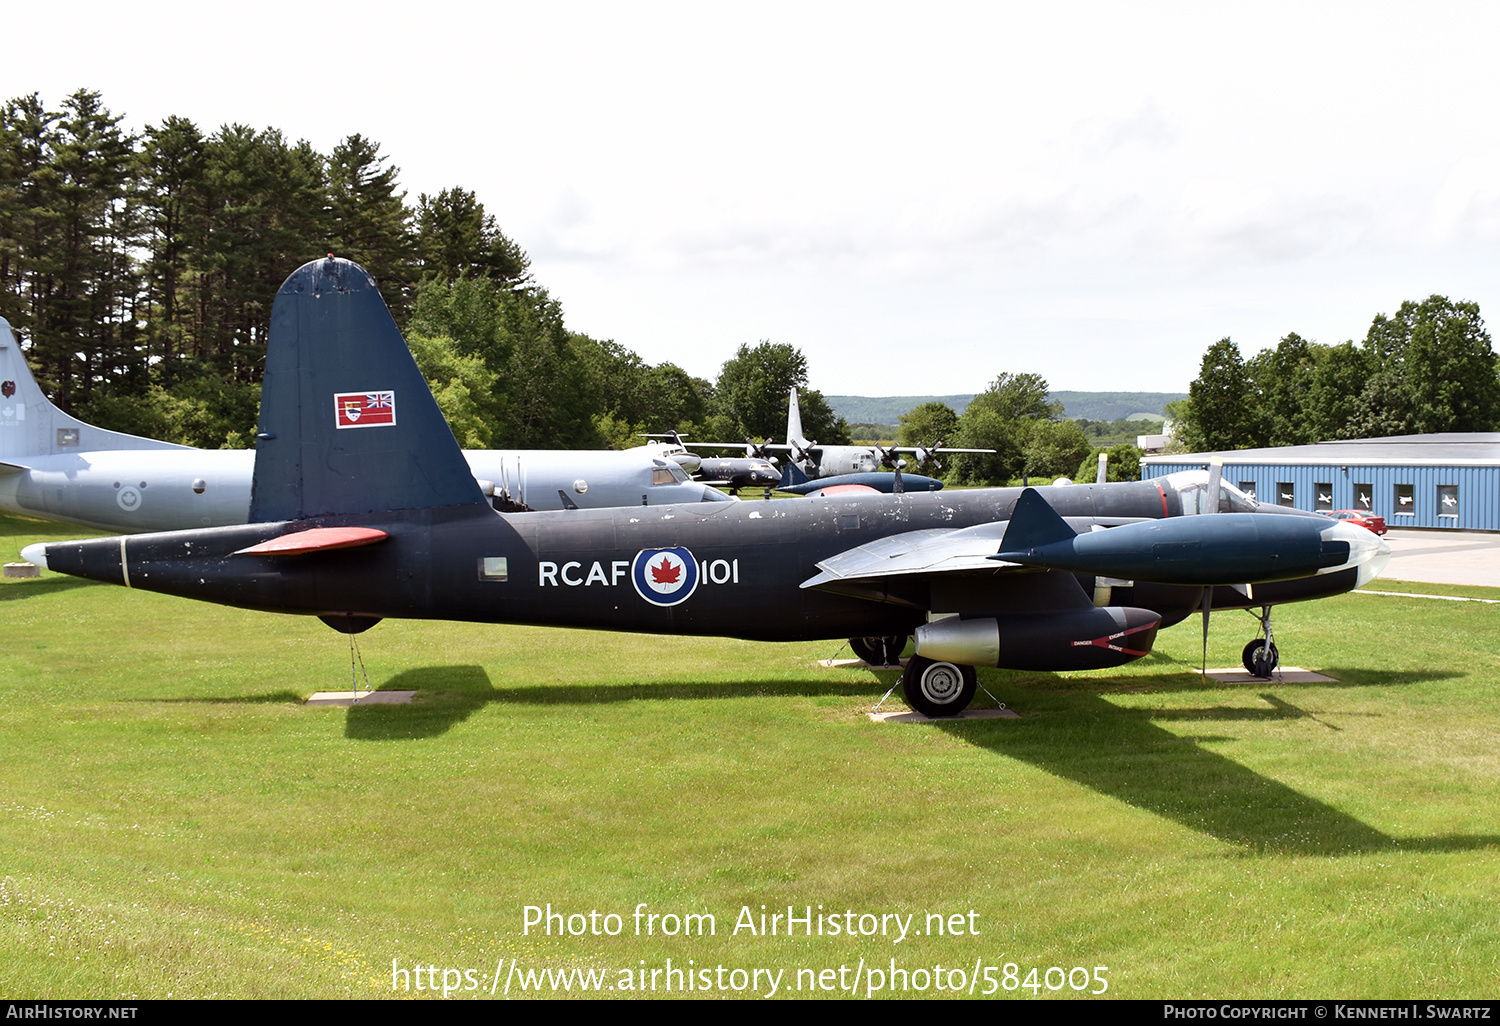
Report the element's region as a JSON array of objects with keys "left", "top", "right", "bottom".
[{"left": 5, "top": 0, "right": 1500, "bottom": 393}]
